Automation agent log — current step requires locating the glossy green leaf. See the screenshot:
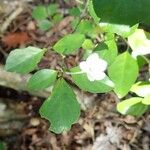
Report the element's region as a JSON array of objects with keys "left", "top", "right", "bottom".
[
  {"left": 130, "top": 82, "right": 150, "bottom": 97},
  {"left": 5, "top": 47, "right": 45, "bottom": 74},
  {"left": 32, "top": 6, "right": 48, "bottom": 20},
  {"left": 108, "top": 52, "right": 139, "bottom": 98},
  {"left": 142, "top": 94, "right": 150, "bottom": 105},
  {"left": 94, "top": 39, "right": 118, "bottom": 65},
  {"left": 38, "top": 19, "right": 52, "bottom": 31},
  {"left": 71, "top": 67, "right": 114, "bottom": 93},
  {"left": 27, "top": 69, "right": 57, "bottom": 91},
  {"left": 53, "top": 33, "right": 85, "bottom": 55},
  {"left": 40, "top": 79, "right": 80, "bottom": 134},
  {"left": 93, "top": 0, "right": 150, "bottom": 26},
  {"left": 117, "top": 97, "right": 148, "bottom": 117},
  {"left": 99, "top": 23, "right": 138, "bottom": 38}
]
